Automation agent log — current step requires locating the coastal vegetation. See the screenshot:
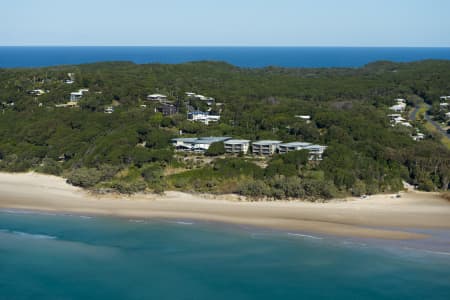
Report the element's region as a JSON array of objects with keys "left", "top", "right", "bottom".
[{"left": 0, "top": 60, "right": 449, "bottom": 199}]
